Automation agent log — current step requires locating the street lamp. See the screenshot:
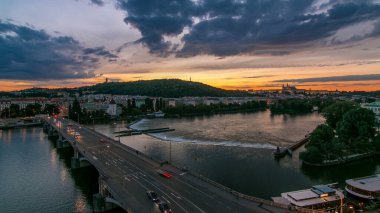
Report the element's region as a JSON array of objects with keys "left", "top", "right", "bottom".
[
  {"left": 165, "top": 136, "right": 171, "bottom": 163},
  {"left": 114, "top": 122, "right": 120, "bottom": 142},
  {"left": 75, "top": 112, "right": 79, "bottom": 123}
]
